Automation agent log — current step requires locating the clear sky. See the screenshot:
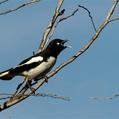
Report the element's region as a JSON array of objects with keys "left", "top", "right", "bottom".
[{"left": 0, "top": 0, "right": 119, "bottom": 119}]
